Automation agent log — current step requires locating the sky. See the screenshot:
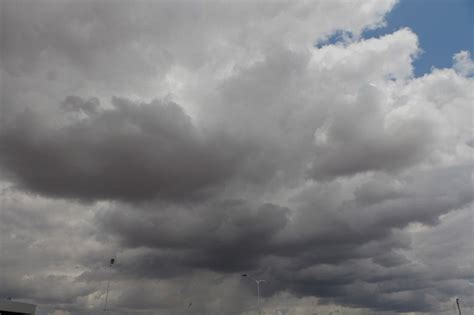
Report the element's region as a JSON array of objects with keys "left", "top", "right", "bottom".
[
  {"left": 0, "top": 1, "right": 473, "bottom": 315},
  {"left": 363, "top": 0, "right": 473, "bottom": 77}
]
